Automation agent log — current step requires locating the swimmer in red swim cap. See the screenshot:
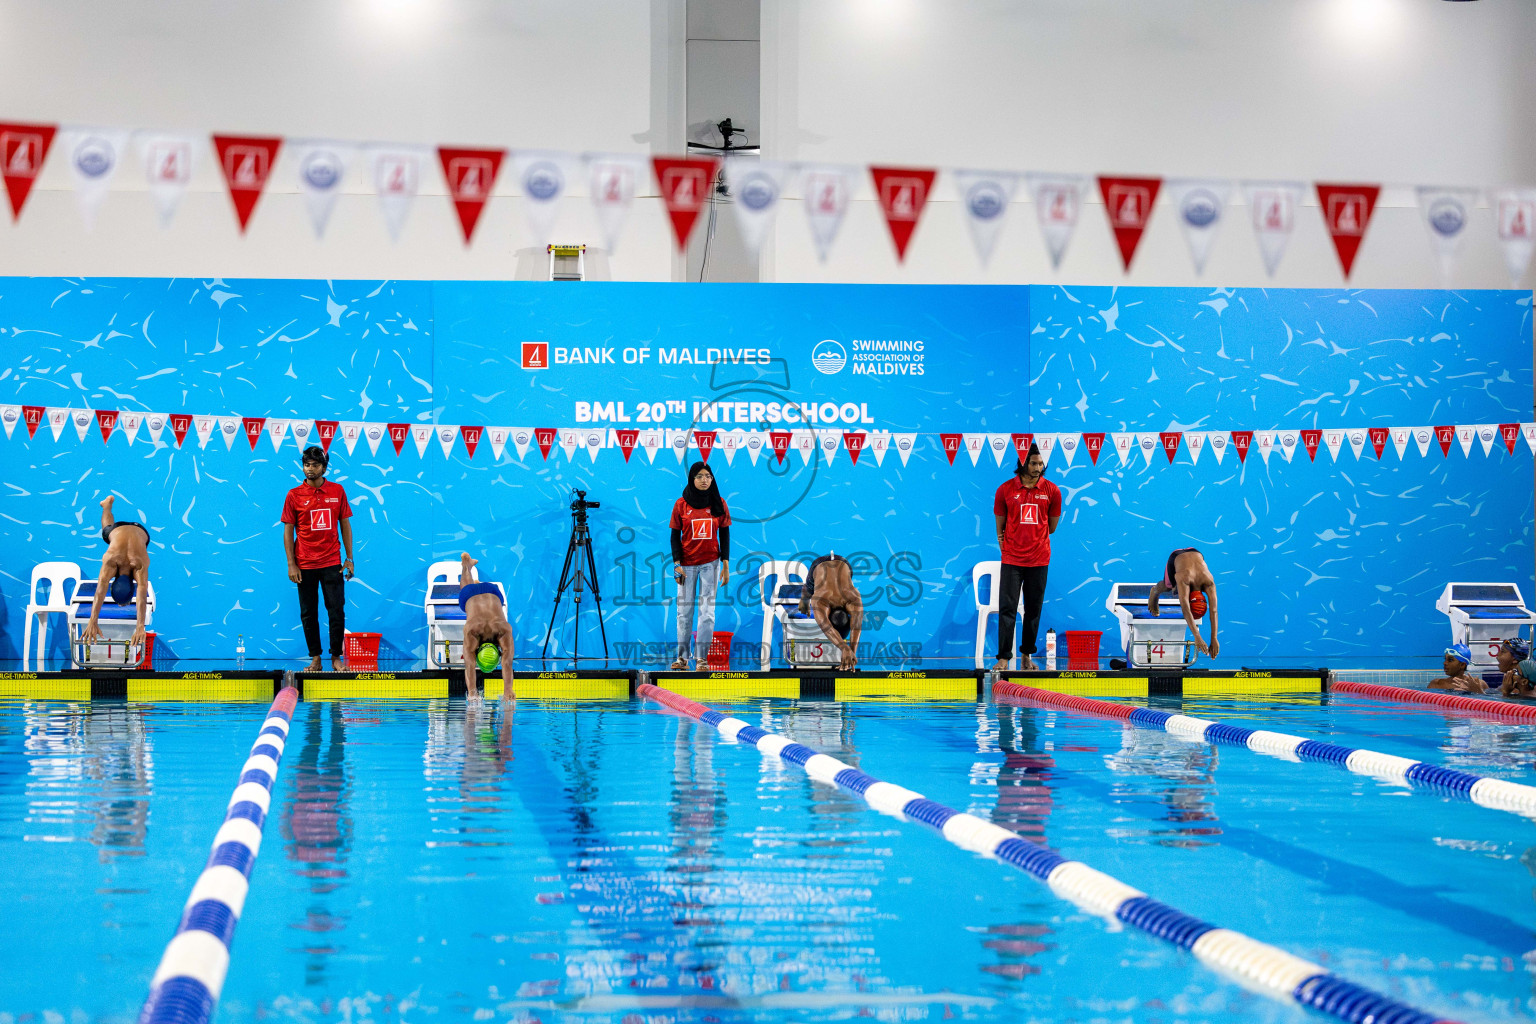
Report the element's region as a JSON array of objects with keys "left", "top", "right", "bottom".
[{"left": 1149, "top": 547, "right": 1218, "bottom": 660}]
